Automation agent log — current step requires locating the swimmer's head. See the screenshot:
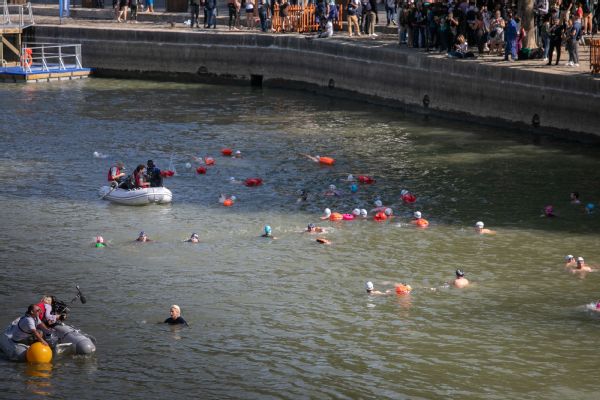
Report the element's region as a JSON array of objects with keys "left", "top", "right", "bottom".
[
  {"left": 365, "top": 281, "right": 374, "bottom": 292},
  {"left": 384, "top": 208, "right": 393, "bottom": 216},
  {"left": 352, "top": 208, "right": 360, "bottom": 216},
  {"left": 329, "top": 184, "right": 337, "bottom": 191},
  {"left": 374, "top": 200, "right": 383, "bottom": 207},
  {"left": 414, "top": 211, "right": 422, "bottom": 219},
  {"left": 360, "top": 209, "right": 368, "bottom": 217},
  {"left": 565, "top": 255, "right": 574, "bottom": 261},
  {"left": 138, "top": 231, "right": 146, "bottom": 238},
  {"left": 323, "top": 208, "right": 331, "bottom": 217},
  {"left": 264, "top": 225, "right": 272, "bottom": 235},
  {"left": 350, "top": 184, "right": 358, "bottom": 193},
  {"left": 307, "top": 223, "right": 316, "bottom": 231},
  {"left": 400, "top": 189, "right": 409, "bottom": 196},
  {"left": 96, "top": 236, "right": 104, "bottom": 244},
  {"left": 586, "top": 203, "right": 595, "bottom": 211},
  {"left": 235, "top": 150, "right": 241, "bottom": 156},
  {"left": 347, "top": 174, "right": 354, "bottom": 181},
  {"left": 230, "top": 195, "right": 237, "bottom": 201},
  {"left": 456, "top": 269, "right": 465, "bottom": 277},
  {"left": 191, "top": 233, "right": 199, "bottom": 239},
  {"left": 229, "top": 177, "right": 236, "bottom": 182},
  {"left": 577, "top": 256, "right": 584, "bottom": 263},
  {"left": 544, "top": 205, "right": 554, "bottom": 216},
  {"left": 570, "top": 191, "right": 579, "bottom": 200},
  {"left": 475, "top": 221, "right": 484, "bottom": 228}
]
